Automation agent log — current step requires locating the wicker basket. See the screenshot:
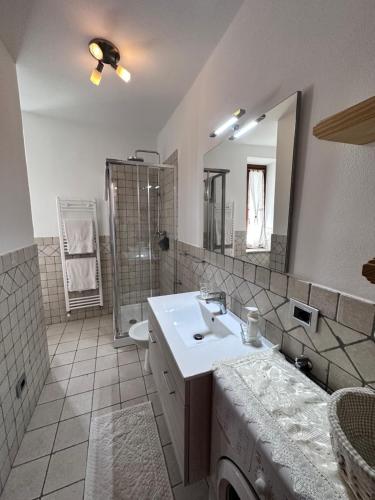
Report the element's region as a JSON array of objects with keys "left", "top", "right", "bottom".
[{"left": 327, "top": 387, "right": 375, "bottom": 500}]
